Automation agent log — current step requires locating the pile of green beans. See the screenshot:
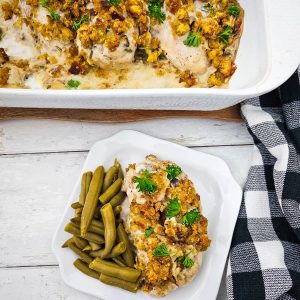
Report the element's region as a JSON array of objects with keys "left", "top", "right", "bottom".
[{"left": 62, "top": 159, "right": 140, "bottom": 293}]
